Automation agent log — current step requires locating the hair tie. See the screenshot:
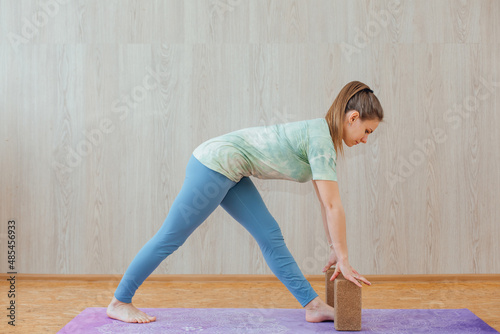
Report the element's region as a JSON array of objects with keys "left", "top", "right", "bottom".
[{"left": 366, "top": 88, "right": 374, "bottom": 94}]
